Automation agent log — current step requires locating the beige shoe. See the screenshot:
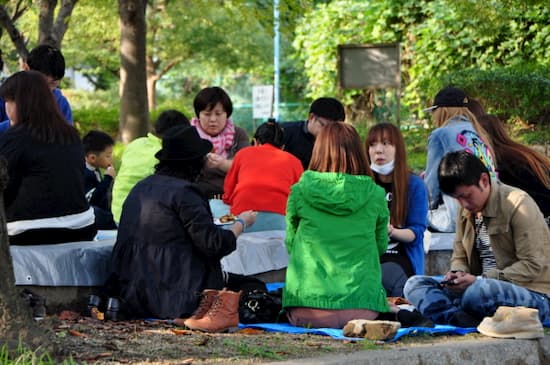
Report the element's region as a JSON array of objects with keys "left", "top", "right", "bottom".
[
  {"left": 477, "top": 306, "right": 544, "bottom": 339},
  {"left": 343, "top": 319, "right": 401, "bottom": 341},
  {"left": 184, "top": 289, "right": 241, "bottom": 332}
]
